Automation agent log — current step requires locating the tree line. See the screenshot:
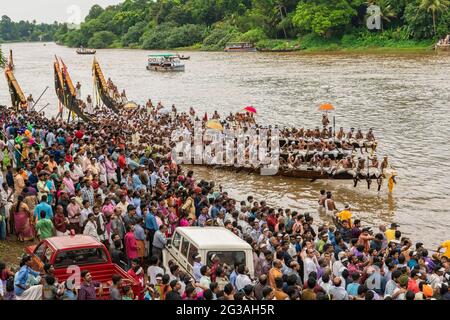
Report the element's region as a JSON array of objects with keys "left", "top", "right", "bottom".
[{"left": 1, "top": 0, "right": 450, "bottom": 50}]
